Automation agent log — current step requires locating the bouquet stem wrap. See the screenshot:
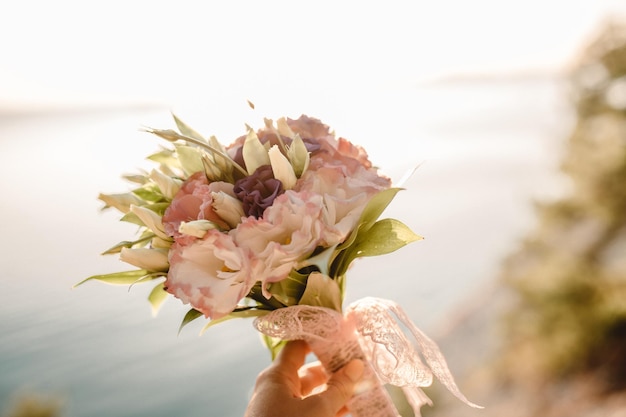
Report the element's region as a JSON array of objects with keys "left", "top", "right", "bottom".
[
  {"left": 254, "top": 297, "right": 481, "bottom": 417},
  {"left": 254, "top": 301, "right": 400, "bottom": 417}
]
